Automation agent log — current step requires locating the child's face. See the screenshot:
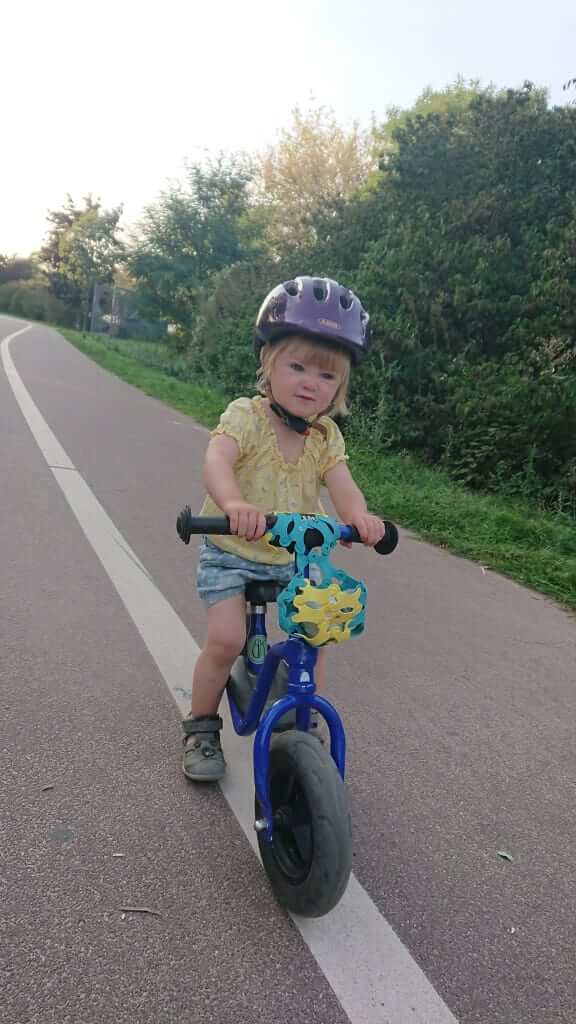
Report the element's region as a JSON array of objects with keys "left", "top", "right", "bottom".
[{"left": 268, "top": 340, "right": 345, "bottom": 419}]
